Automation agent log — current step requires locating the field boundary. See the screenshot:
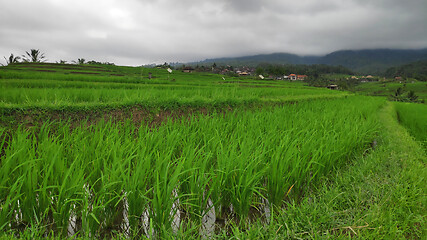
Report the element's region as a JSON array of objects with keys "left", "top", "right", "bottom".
[{"left": 0, "top": 94, "right": 347, "bottom": 129}]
